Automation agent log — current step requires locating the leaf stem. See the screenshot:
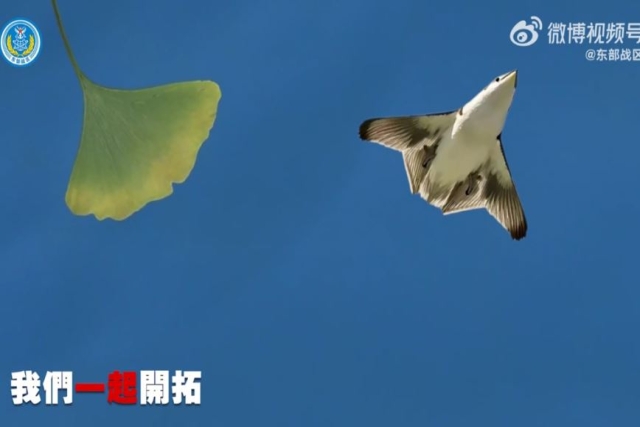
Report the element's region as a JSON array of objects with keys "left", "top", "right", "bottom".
[{"left": 51, "top": 0, "right": 85, "bottom": 81}]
